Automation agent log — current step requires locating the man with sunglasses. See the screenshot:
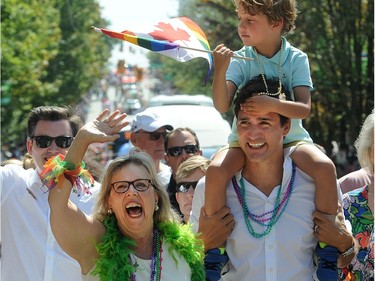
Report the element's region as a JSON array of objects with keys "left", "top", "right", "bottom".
[
  {"left": 130, "top": 110, "right": 173, "bottom": 188},
  {"left": 1, "top": 106, "right": 100, "bottom": 281},
  {"left": 164, "top": 127, "right": 202, "bottom": 214}
]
